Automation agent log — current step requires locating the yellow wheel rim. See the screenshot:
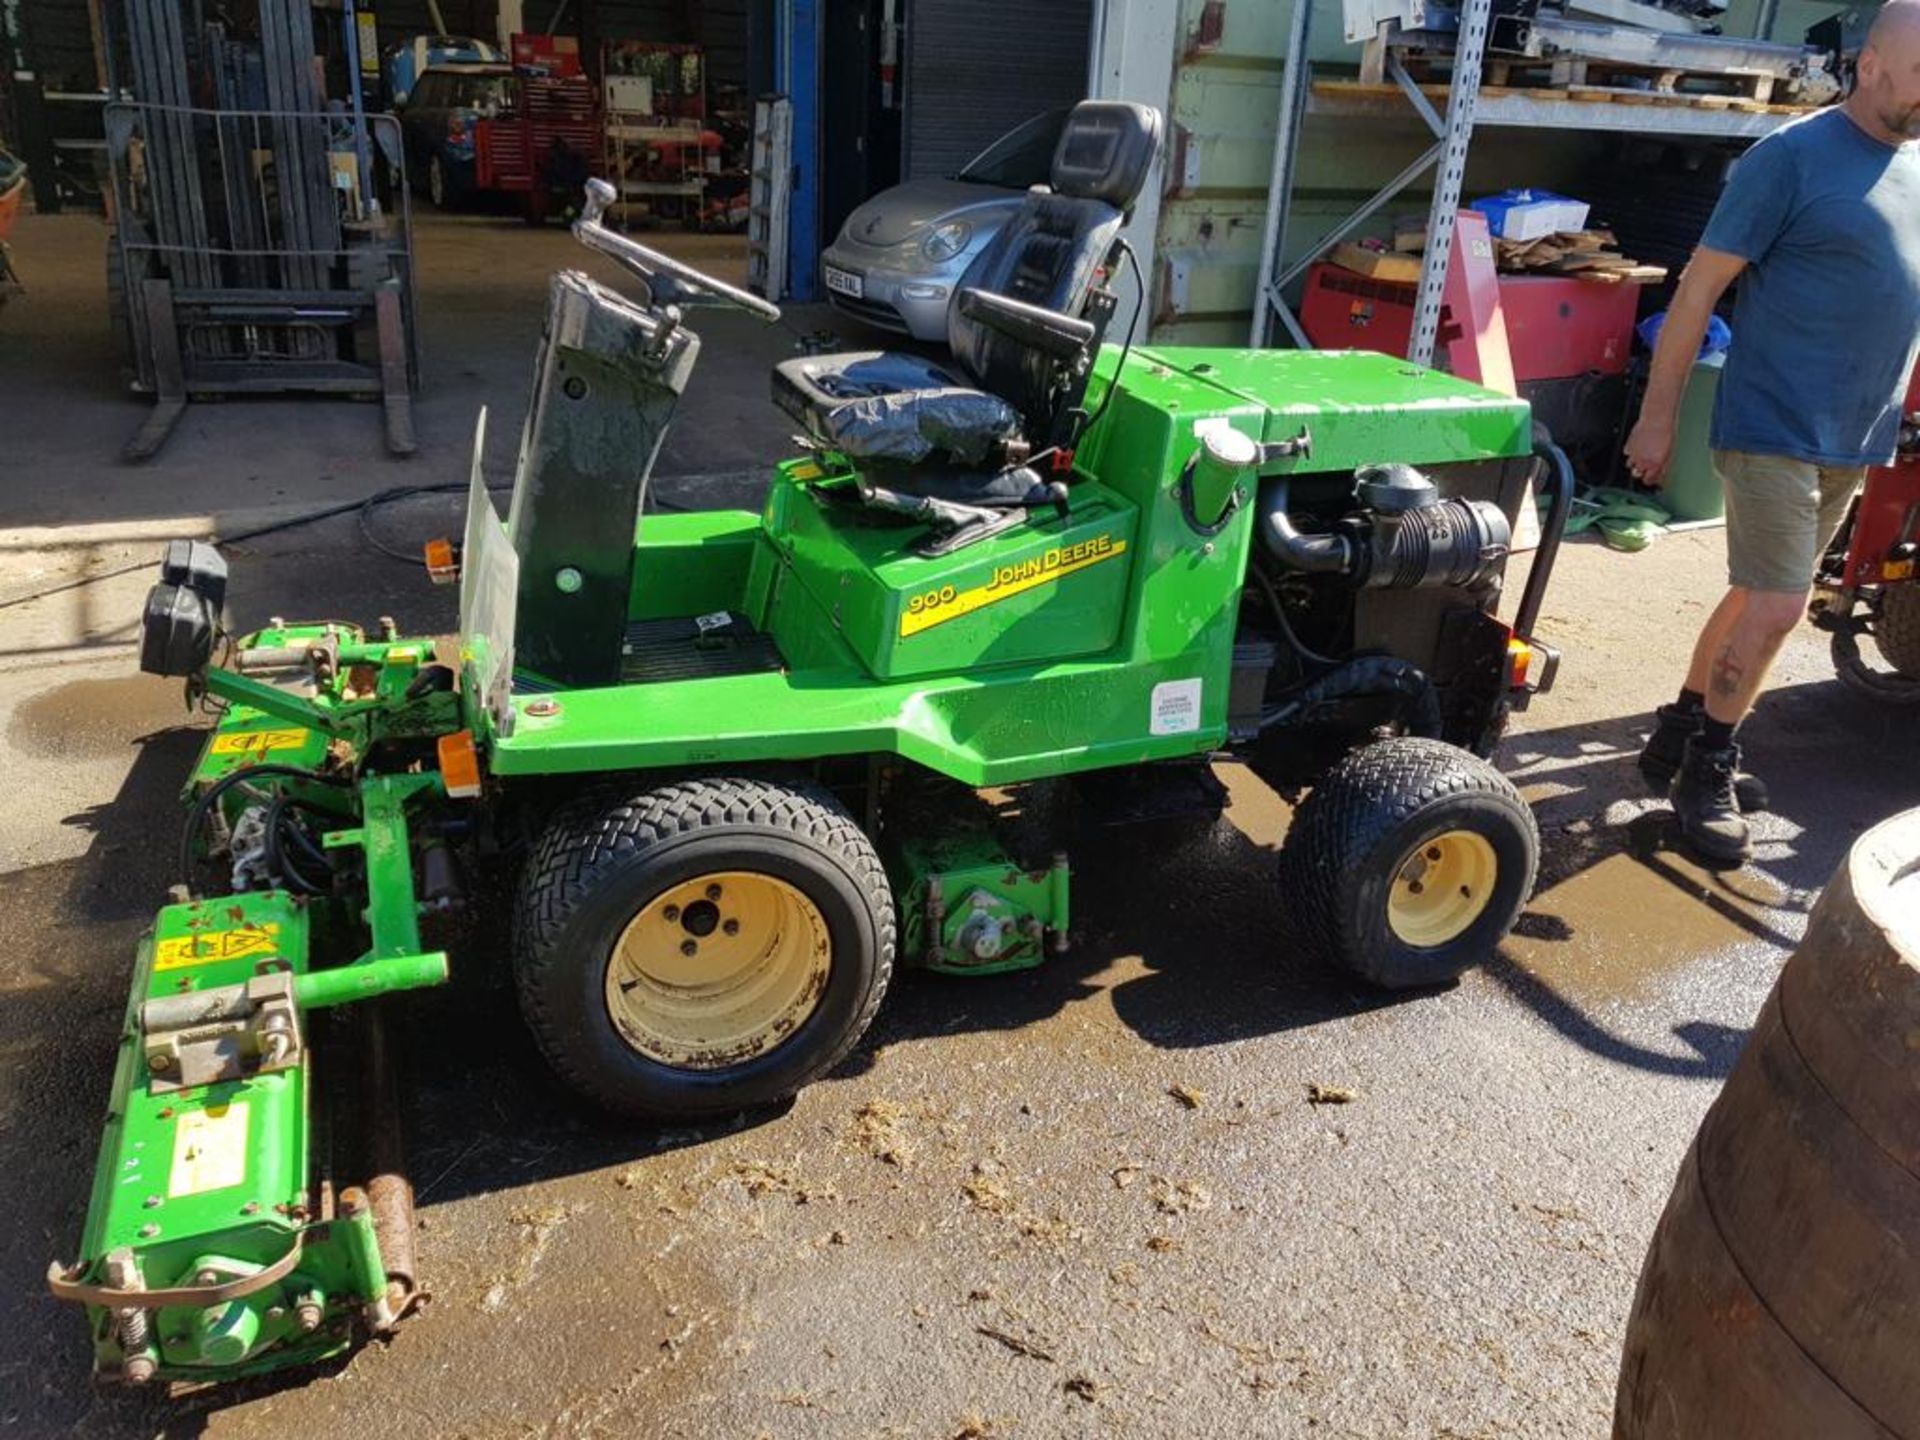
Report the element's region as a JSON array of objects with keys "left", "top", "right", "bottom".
[
  {"left": 604, "top": 870, "right": 832, "bottom": 1070},
  {"left": 1387, "top": 830, "right": 1498, "bottom": 948}
]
